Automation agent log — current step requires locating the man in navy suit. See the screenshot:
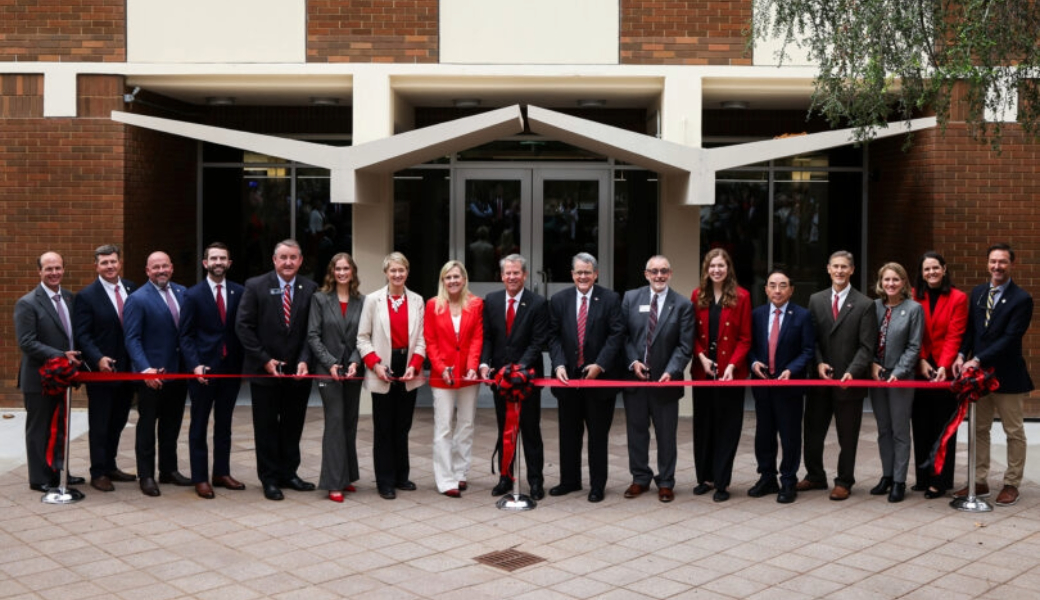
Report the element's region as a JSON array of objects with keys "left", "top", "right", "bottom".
[
  {"left": 620, "top": 255, "right": 693, "bottom": 503},
  {"left": 72, "top": 244, "right": 137, "bottom": 492},
  {"left": 124, "top": 250, "right": 190, "bottom": 496},
  {"left": 235, "top": 239, "right": 318, "bottom": 501},
  {"left": 954, "top": 243, "right": 1034, "bottom": 506},
  {"left": 179, "top": 242, "right": 245, "bottom": 499},
  {"left": 548, "top": 252, "right": 624, "bottom": 503},
  {"left": 479, "top": 254, "right": 549, "bottom": 500},
  {"left": 748, "top": 266, "right": 816, "bottom": 503},
  {"left": 15, "top": 251, "right": 84, "bottom": 492}
]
